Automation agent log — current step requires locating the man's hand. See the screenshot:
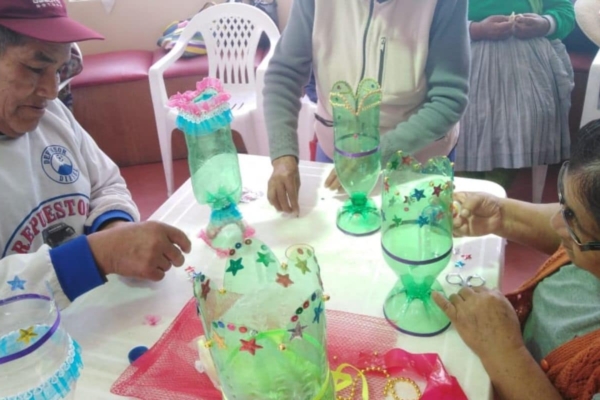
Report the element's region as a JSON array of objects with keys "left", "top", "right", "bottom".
[
  {"left": 470, "top": 16, "right": 514, "bottom": 41},
  {"left": 453, "top": 192, "right": 504, "bottom": 237},
  {"left": 514, "top": 13, "right": 551, "bottom": 39},
  {"left": 87, "top": 221, "right": 192, "bottom": 281},
  {"left": 267, "top": 156, "right": 301, "bottom": 215},
  {"left": 432, "top": 287, "right": 524, "bottom": 361}
]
